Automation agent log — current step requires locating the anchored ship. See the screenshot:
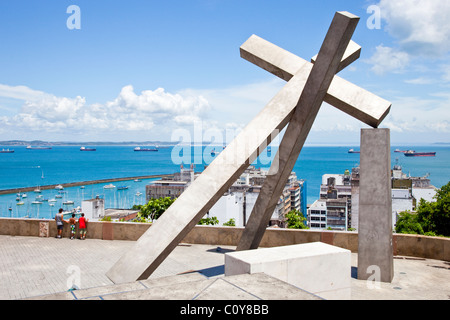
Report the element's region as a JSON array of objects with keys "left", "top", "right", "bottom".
[
  {"left": 134, "top": 147, "right": 158, "bottom": 152},
  {"left": 404, "top": 150, "right": 436, "bottom": 157},
  {"left": 26, "top": 146, "right": 52, "bottom": 150}
]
